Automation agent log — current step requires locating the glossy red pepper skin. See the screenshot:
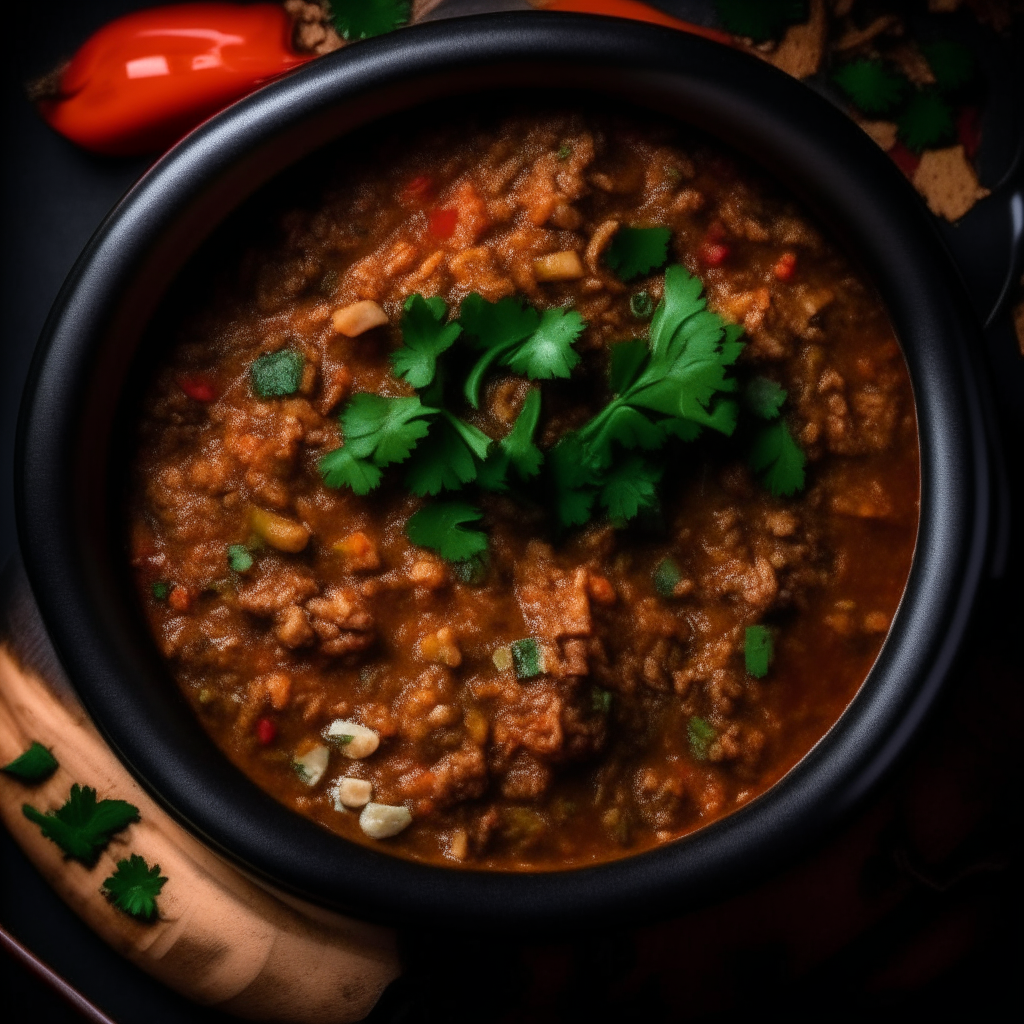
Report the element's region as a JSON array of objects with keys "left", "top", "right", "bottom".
[{"left": 38, "top": 4, "right": 312, "bottom": 157}]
